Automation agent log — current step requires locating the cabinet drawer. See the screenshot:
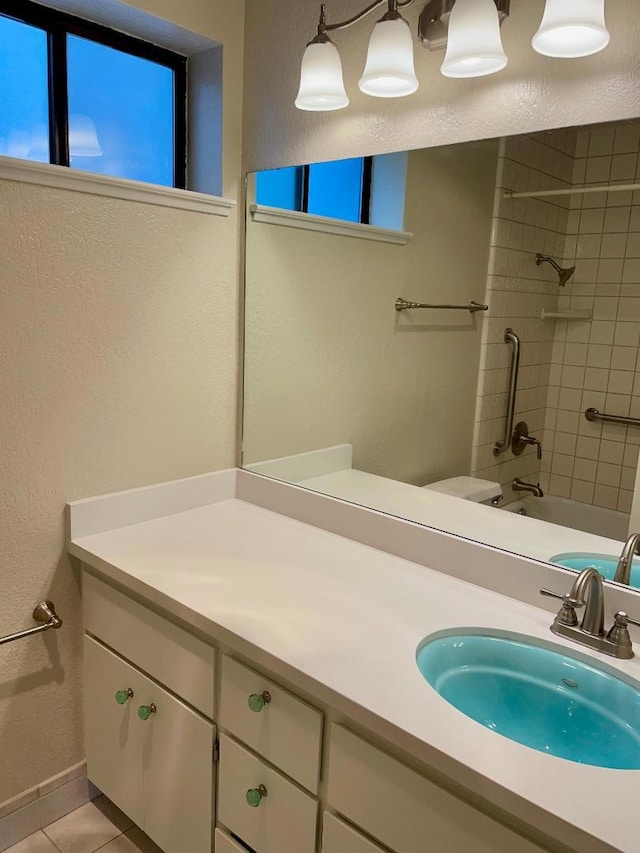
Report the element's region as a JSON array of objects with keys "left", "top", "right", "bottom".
[
  {"left": 214, "top": 829, "right": 248, "bottom": 853},
  {"left": 220, "top": 655, "right": 323, "bottom": 793},
  {"left": 218, "top": 734, "right": 317, "bottom": 853},
  {"left": 322, "top": 813, "right": 386, "bottom": 853},
  {"left": 327, "top": 725, "right": 546, "bottom": 853},
  {"left": 84, "top": 572, "right": 215, "bottom": 718}
]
